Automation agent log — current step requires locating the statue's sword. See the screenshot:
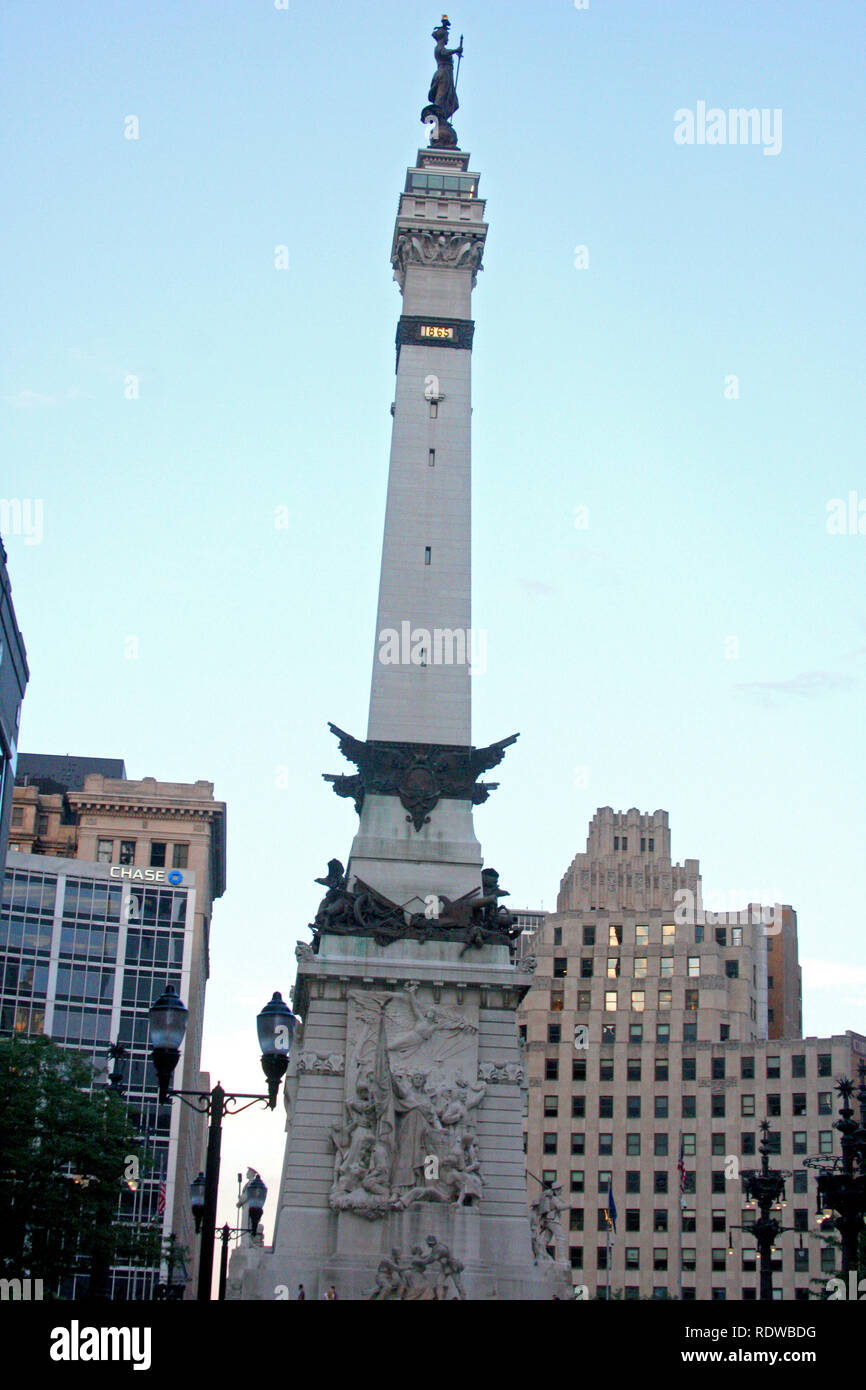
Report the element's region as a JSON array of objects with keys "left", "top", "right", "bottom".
[{"left": 455, "top": 35, "right": 463, "bottom": 91}]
